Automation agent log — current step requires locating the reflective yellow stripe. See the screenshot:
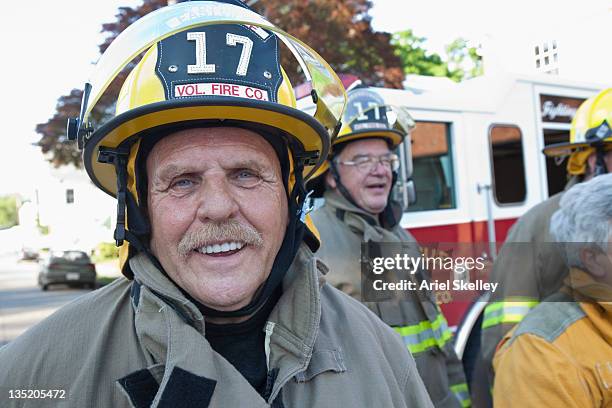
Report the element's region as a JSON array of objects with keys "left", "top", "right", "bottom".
[
  {"left": 482, "top": 299, "right": 539, "bottom": 329},
  {"left": 394, "top": 314, "right": 453, "bottom": 354},
  {"left": 450, "top": 383, "right": 471, "bottom": 408}
]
